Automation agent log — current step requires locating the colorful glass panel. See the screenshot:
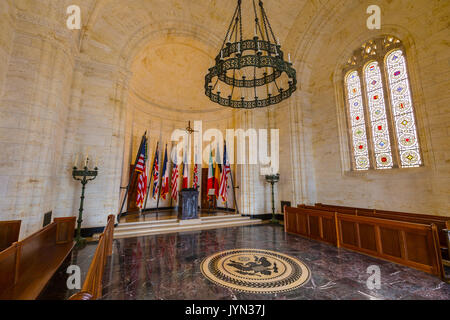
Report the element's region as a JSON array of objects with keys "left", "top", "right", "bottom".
[
  {"left": 364, "top": 61, "right": 393, "bottom": 169},
  {"left": 386, "top": 50, "right": 422, "bottom": 168},
  {"left": 346, "top": 71, "right": 370, "bottom": 170}
]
